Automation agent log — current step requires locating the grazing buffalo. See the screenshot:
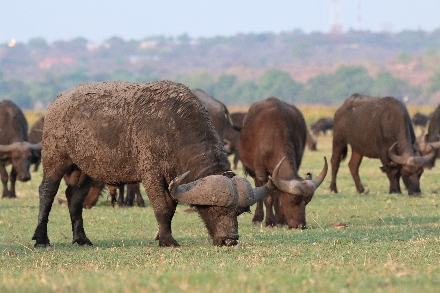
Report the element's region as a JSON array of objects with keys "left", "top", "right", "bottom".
[
  {"left": 0, "top": 100, "right": 42, "bottom": 198},
  {"left": 330, "top": 94, "right": 434, "bottom": 196},
  {"left": 411, "top": 112, "right": 429, "bottom": 128},
  {"left": 238, "top": 97, "right": 327, "bottom": 229},
  {"left": 223, "top": 112, "right": 246, "bottom": 170},
  {"left": 416, "top": 105, "right": 440, "bottom": 168},
  {"left": 28, "top": 116, "right": 44, "bottom": 172},
  {"left": 32, "top": 80, "right": 281, "bottom": 248},
  {"left": 311, "top": 117, "right": 333, "bottom": 136},
  {"left": 191, "top": 88, "right": 241, "bottom": 140}
]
